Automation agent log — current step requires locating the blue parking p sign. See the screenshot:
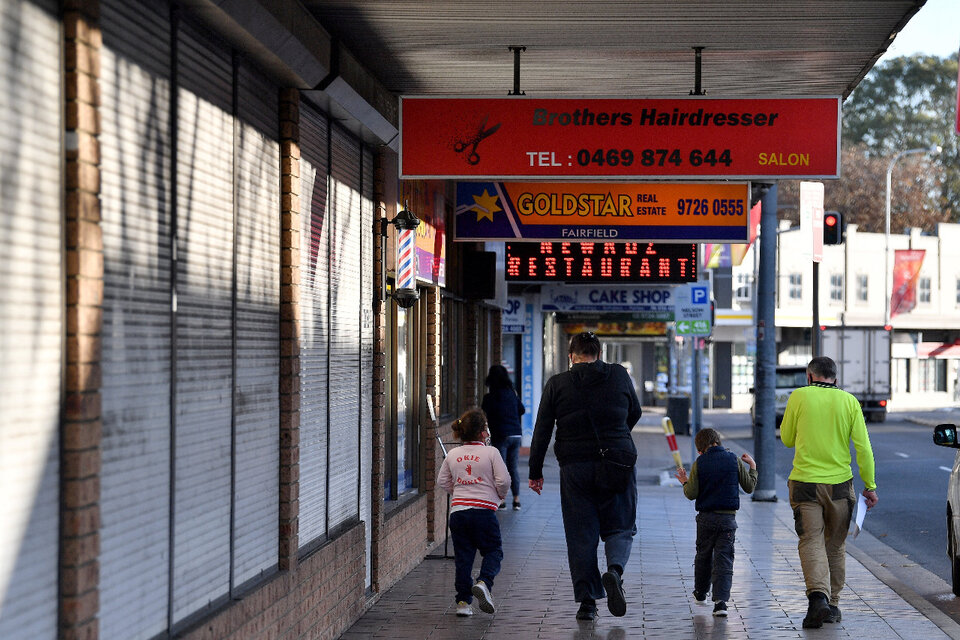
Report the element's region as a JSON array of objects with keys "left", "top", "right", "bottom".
[{"left": 692, "top": 285, "right": 708, "bottom": 304}]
